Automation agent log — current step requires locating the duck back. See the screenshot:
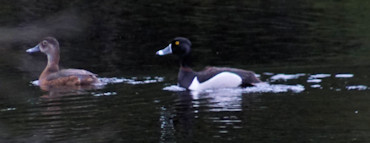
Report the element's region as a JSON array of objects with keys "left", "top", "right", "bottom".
[{"left": 196, "top": 67, "right": 261, "bottom": 87}]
